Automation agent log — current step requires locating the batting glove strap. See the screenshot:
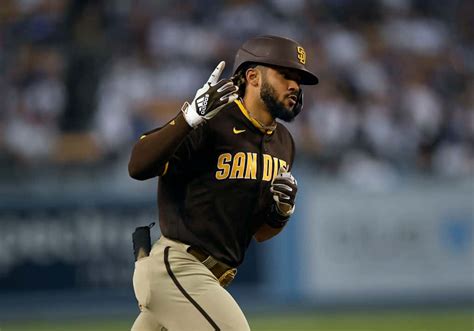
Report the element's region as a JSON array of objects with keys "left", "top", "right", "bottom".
[{"left": 182, "top": 61, "right": 238, "bottom": 128}]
